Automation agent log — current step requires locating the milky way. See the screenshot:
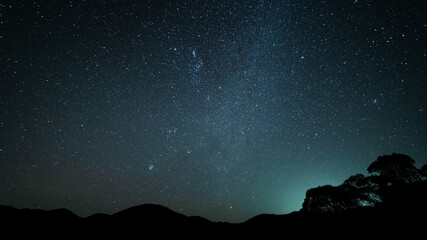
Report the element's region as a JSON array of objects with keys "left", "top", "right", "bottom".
[{"left": 1, "top": 0, "right": 426, "bottom": 222}]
